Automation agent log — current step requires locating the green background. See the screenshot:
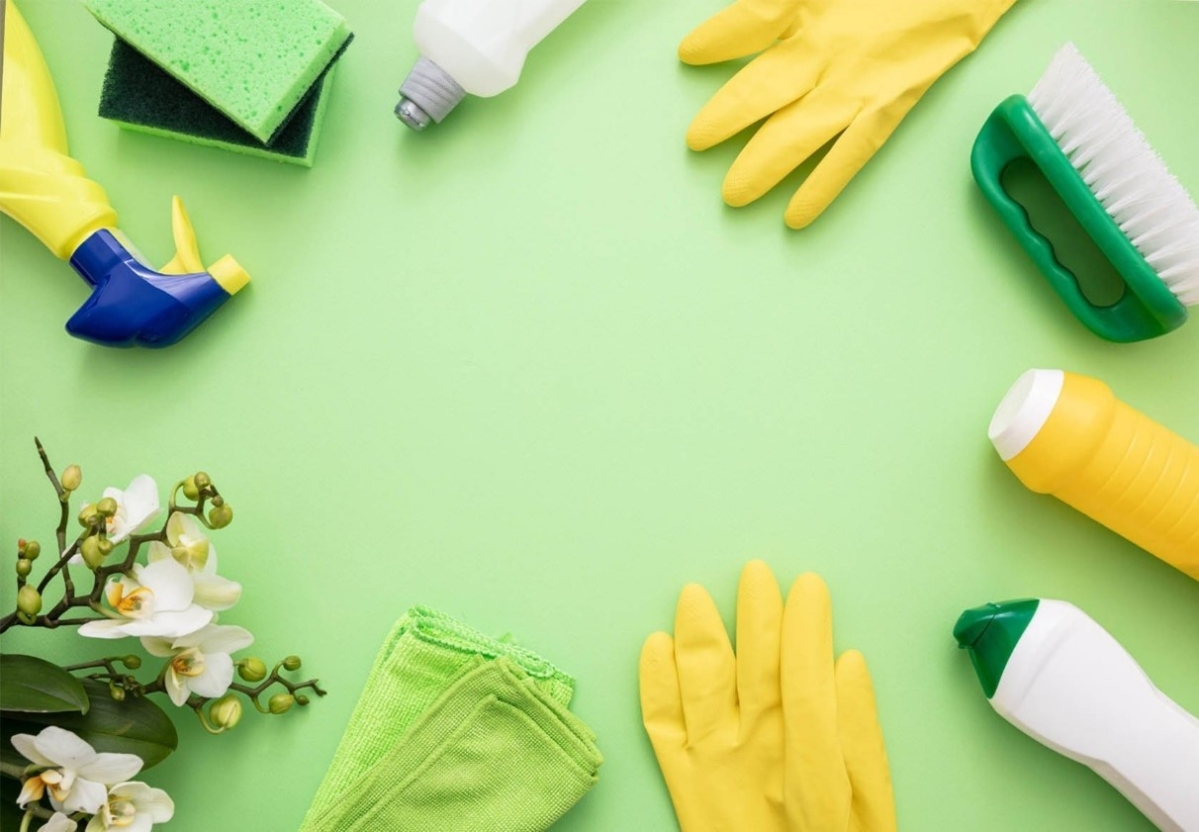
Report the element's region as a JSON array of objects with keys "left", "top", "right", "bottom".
[{"left": 3, "top": 0, "right": 1199, "bottom": 829}]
